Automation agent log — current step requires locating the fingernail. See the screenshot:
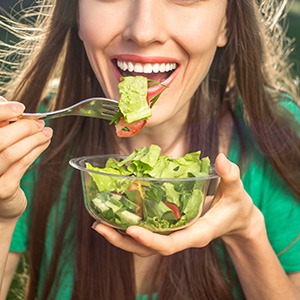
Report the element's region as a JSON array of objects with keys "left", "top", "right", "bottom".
[
  {"left": 92, "top": 221, "right": 99, "bottom": 230},
  {"left": 10, "top": 103, "right": 25, "bottom": 113},
  {"left": 34, "top": 120, "right": 45, "bottom": 127},
  {"left": 42, "top": 127, "right": 53, "bottom": 137}
]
